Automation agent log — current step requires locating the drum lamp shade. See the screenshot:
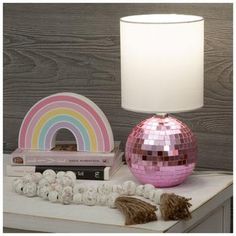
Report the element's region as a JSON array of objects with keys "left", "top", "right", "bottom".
[{"left": 120, "top": 14, "right": 204, "bottom": 113}]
